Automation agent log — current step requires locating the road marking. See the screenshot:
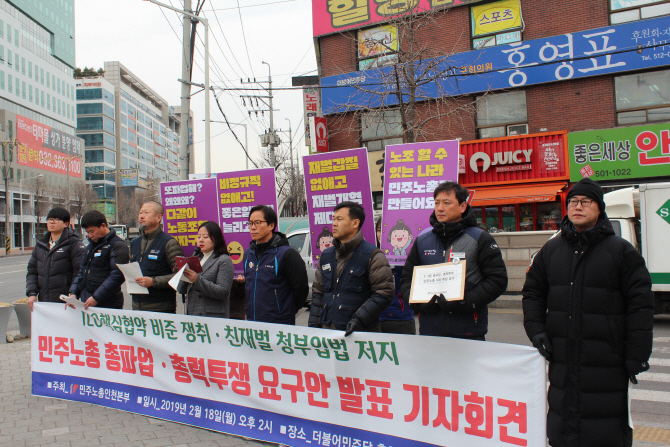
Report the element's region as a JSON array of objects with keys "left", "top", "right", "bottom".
[
  {"left": 638, "top": 372, "right": 670, "bottom": 383},
  {"left": 653, "top": 347, "right": 670, "bottom": 354},
  {"left": 654, "top": 337, "right": 670, "bottom": 343},
  {"left": 632, "top": 388, "right": 670, "bottom": 403},
  {"left": 0, "top": 269, "right": 25, "bottom": 275},
  {"left": 650, "top": 358, "right": 670, "bottom": 367}
]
